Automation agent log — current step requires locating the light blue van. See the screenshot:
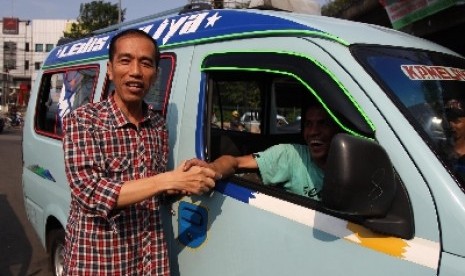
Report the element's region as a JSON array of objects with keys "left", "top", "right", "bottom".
[{"left": 22, "top": 4, "right": 465, "bottom": 276}]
